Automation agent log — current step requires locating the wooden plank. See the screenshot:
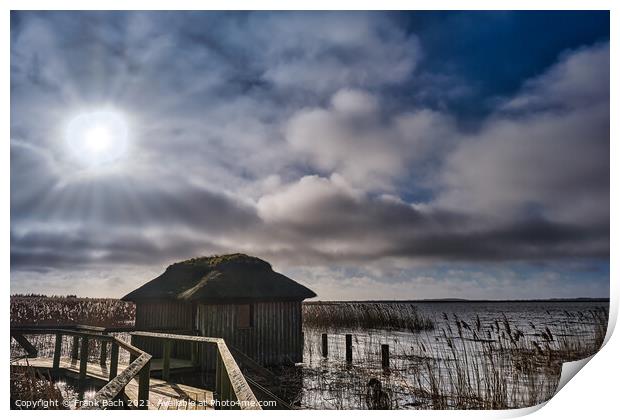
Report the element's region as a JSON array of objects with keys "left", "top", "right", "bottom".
[
  {"left": 76, "top": 325, "right": 107, "bottom": 332},
  {"left": 81, "top": 353, "right": 152, "bottom": 409},
  {"left": 216, "top": 341, "right": 261, "bottom": 410},
  {"left": 71, "top": 335, "right": 80, "bottom": 360},
  {"left": 79, "top": 337, "right": 89, "bottom": 384},
  {"left": 99, "top": 335, "right": 108, "bottom": 365},
  {"left": 109, "top": 342, "right": 119, "bottom": 381},
  {"left": 10, "top": 326, "right": 118, "bottom": 339},
  {"left": 124, "top": 378, "right": 214, "bottom": 410},
  {"left": 138, "top": 359, "right": 151, "bottom": 409},
  {"left": 65, "top": 331, "right": 115, "bottom": 340},
  {"left": 162, "top": 340, "right": 171, "bottom": 381},
  {"left": 12, "top": 333, "right": 38, "bottom": 357},
  {"left": 53, "top": 333, "right": 62, "bottom": 370},
  {"left": 131, "top": 331, "right": 219, "bottom": 343}
]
